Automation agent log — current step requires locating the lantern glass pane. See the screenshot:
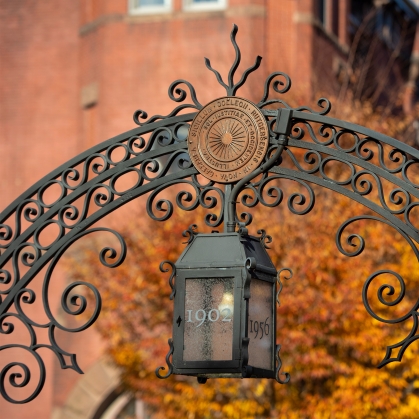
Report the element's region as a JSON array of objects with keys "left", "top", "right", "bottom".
[
  {"left": 183, "top": 278, "right": 234, "bottom": 361},
  {"left": 248, "top": 279, "right": 274, "bottom": 370}
]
